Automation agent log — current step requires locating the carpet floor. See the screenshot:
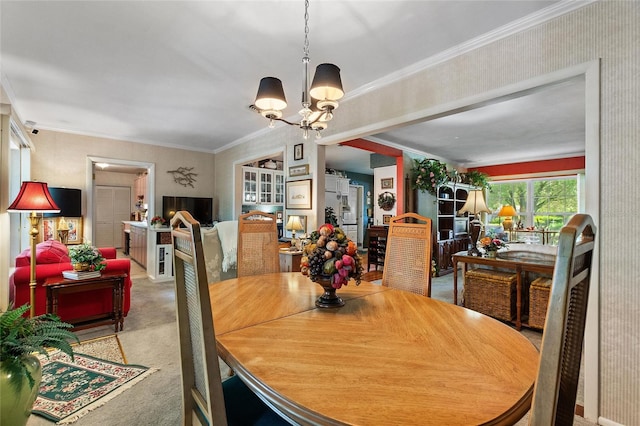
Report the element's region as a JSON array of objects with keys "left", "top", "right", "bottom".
[{"left": 27, "top": 258, "right": 594, "bottom": 425}]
